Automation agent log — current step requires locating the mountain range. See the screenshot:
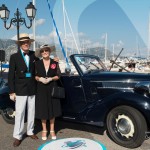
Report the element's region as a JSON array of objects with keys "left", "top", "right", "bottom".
[{"left": 0, "top": 38, "right": 113, "bottom": 62}]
